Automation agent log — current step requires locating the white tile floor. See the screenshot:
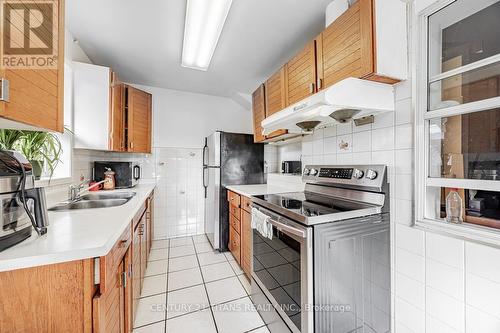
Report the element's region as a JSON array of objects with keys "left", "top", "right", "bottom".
[{"left": 133, "top": 235, "right": 269, "bottom": 333}]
